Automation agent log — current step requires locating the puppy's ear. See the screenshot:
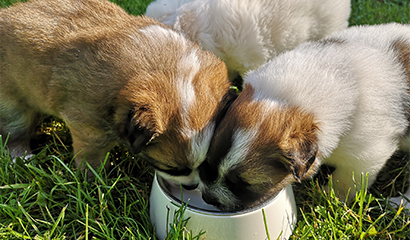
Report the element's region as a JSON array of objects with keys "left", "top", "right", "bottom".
[
  {"left": 213, "top": 87, "right": 239, "bottom": 127},
  {"left": 283, "top": 139, "right": 318, "bottom": 183},
  {"left": 126, "top": 108, "right": 157, "bottom": 154}
]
